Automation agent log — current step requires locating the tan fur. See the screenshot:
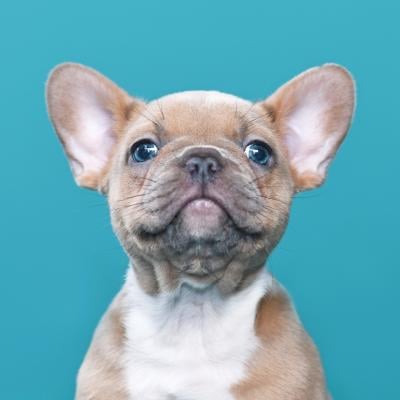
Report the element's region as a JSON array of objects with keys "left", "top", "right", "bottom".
[
  {"left": 263, "top": 64, "right": 355, "bottom": 191},
  {"left": 232, "top": 281, "right": 328, "bottom": 399},
  {"left": 76, "top": 291, "right": 128, "bottom": 400},
  {"left": 45, "top": 63, "right": 355, "bottom": 400},
  {"left": 46, "top": 63, "right": 143, "bottom": 190},
  {"left": 77, "top": 282, "right": 327, "bottom": 400}
]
